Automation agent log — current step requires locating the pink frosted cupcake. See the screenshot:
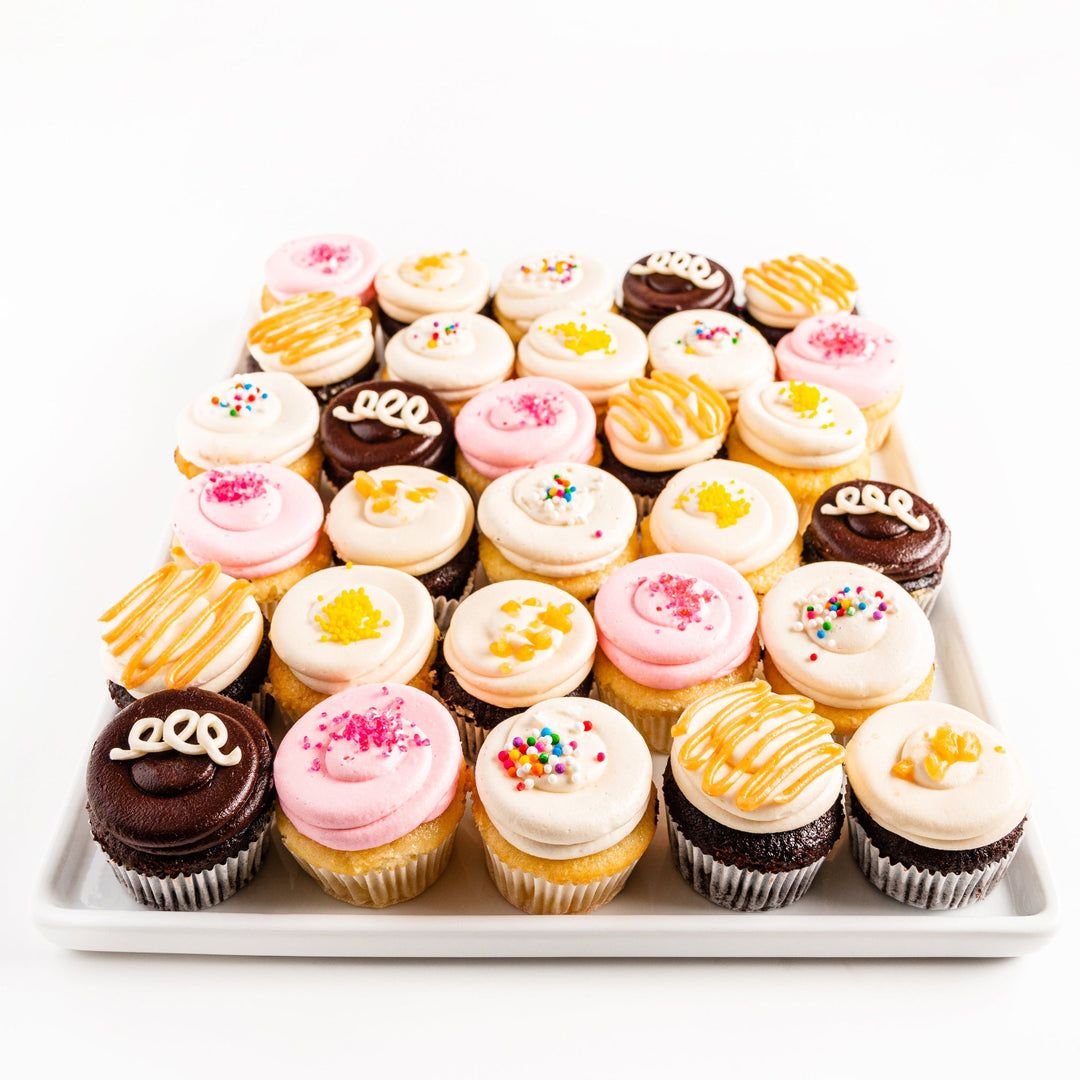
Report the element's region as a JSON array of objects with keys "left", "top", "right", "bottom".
[
  {"left": 170, "top": 462, "right": 332, "bottom": 617},
  {"left": 775, "top": 314, "right": 902, "bottom": 452},
  {"left": 260, "top": 234, "right": 379, "bottom": 313},
  {"left": 592, "top": 553, "right": 760, "bottom": 752}
]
